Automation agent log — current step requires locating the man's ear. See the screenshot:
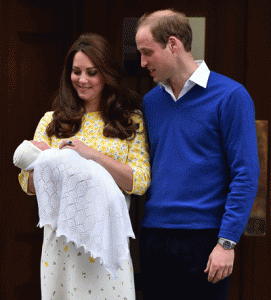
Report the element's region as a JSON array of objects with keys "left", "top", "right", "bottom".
[{"left": 167, "top": 36, "right": 180, "bottom": 52}]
